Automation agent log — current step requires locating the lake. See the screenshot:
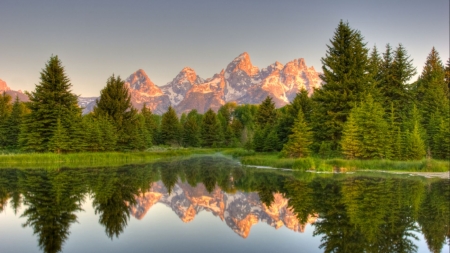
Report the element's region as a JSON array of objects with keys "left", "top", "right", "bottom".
[{"left": 0, "top": 155, "right": 448, "bottom": 253}]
